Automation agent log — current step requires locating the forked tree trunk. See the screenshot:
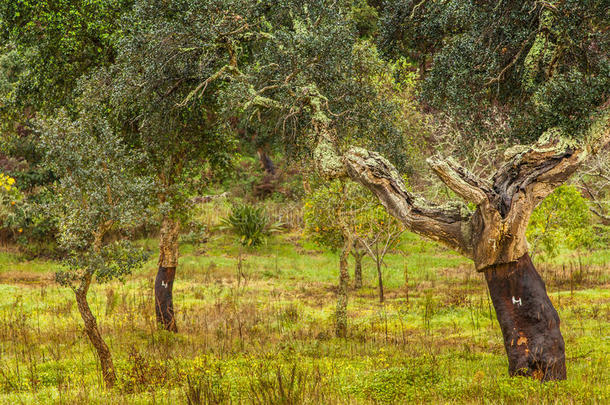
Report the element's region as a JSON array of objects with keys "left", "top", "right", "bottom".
[
  {"left": 336, "top": 236, "right": 353, "bottom": 338},
  {"left": 319, "top": 120, "right": 609, "bottom": 380},
  {"left": 75, "top": 273, "right": 116, "bottom": 388},
  {"left": 484, "top": 253, "right": 566, "bottom": 380},
  {"left": 341, "top": 145, "right": 575, "bottom": 380},
  {"left": 155, "top": 216, "right": 179, "bottom": 332},
  {"left": 311, "top": 91, "right": 608, "bottom": 380}
]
